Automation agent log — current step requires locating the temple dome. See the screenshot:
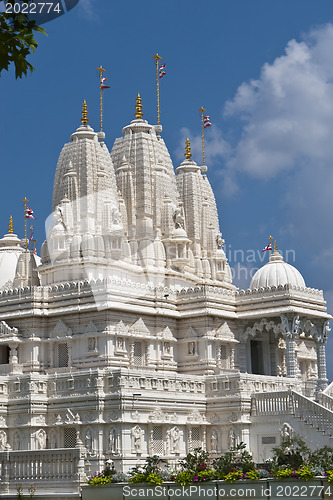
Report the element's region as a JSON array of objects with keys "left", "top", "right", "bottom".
[
  {"left": 0, "top": 232, "right": 25, "bottom": 289},
  {"left": 250, "top": 251, "right": 306, "bottom": 289}
]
